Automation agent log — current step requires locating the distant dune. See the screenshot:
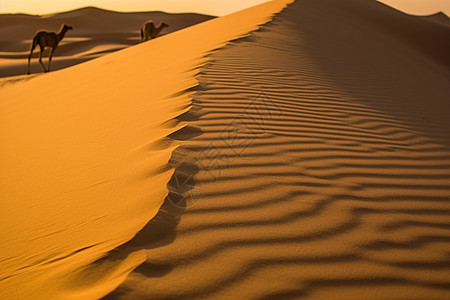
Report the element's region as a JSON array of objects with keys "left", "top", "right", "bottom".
[
  {"left": 0, "top": 7, "right": 214, "bottom": 78},
  {"left": 1, "top": 0, "right": 450, "bottom": 299}
]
